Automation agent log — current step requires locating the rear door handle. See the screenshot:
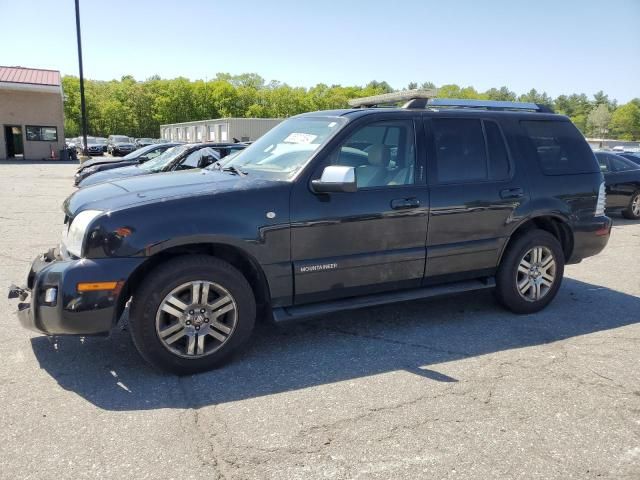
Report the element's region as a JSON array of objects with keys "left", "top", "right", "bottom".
[
  {"left": 500, "top": 187, "right": 524, "bottom": 199},
  {"left": 391, "top": 197, "right": 420, "bottom": 210}
]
